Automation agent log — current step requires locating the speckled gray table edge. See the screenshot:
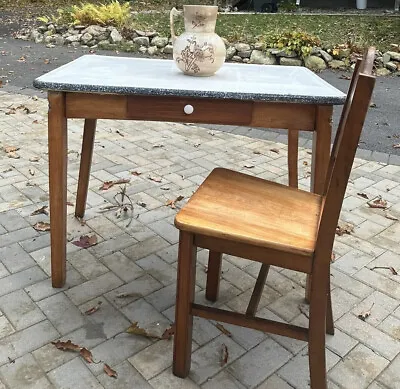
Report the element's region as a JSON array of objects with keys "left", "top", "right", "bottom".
[{"left": 32, "top": 80, "right": 346, "bottom": 105}]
